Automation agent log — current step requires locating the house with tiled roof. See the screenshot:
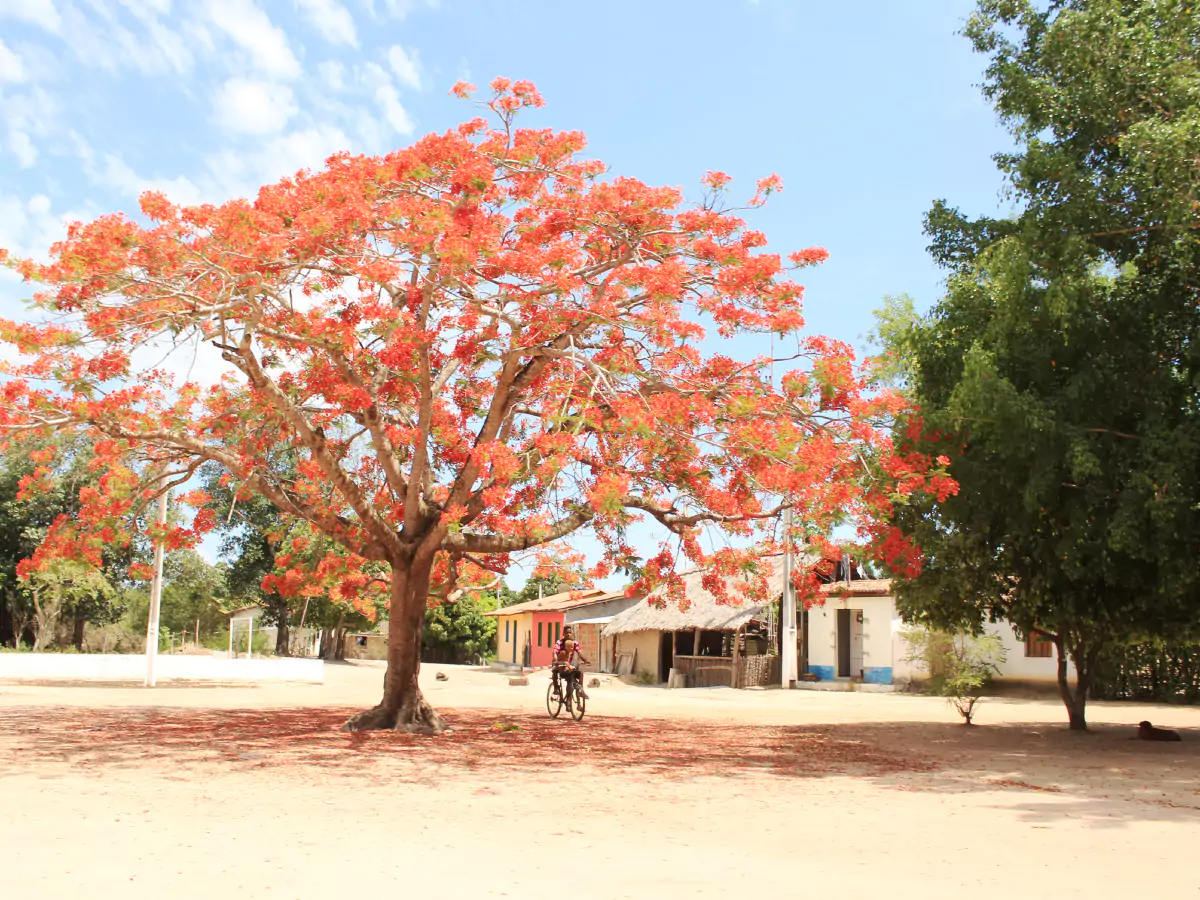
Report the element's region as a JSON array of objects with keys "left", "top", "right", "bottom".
[{"left": 485, "top": 587, "right": 642, "bottom": 671}]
